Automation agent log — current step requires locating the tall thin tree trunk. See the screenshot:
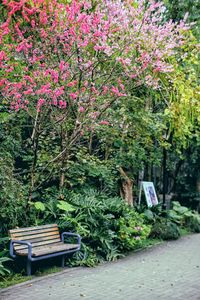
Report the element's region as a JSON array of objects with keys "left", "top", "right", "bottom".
[
  {"left": 119, "top": 167, "right": 134, "bottom": 206},
  {"left": 29, "top": 111, "right": 40, "bottom": 200}
]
